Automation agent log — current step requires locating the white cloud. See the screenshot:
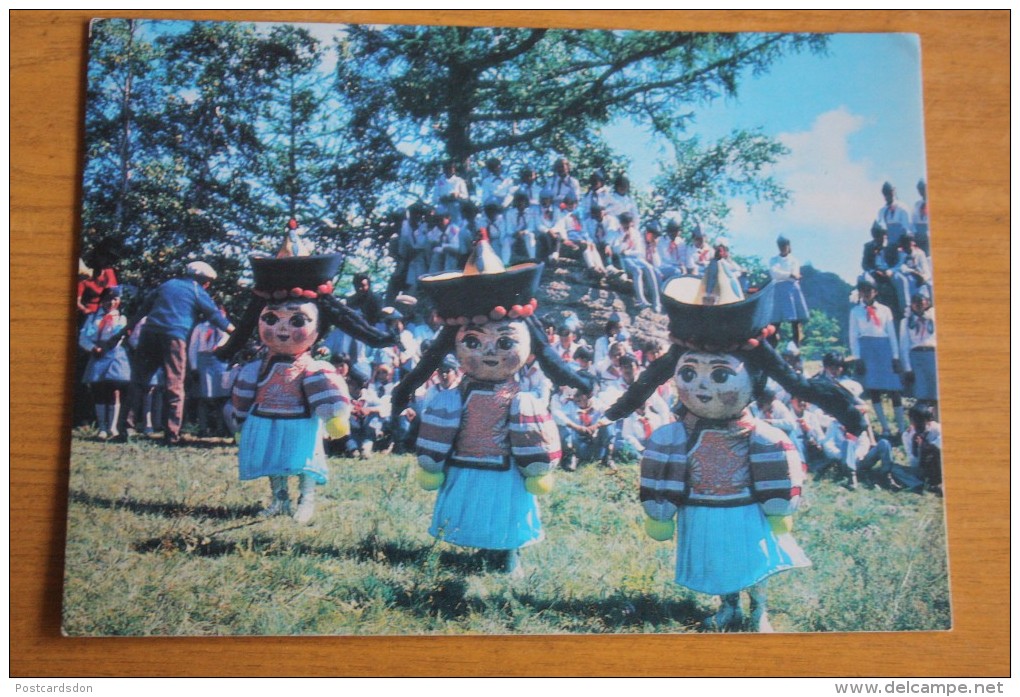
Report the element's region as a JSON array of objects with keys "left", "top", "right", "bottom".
[{"left": 726, "top": 107, "right": 888, "bottom": 282}]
